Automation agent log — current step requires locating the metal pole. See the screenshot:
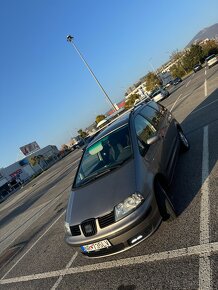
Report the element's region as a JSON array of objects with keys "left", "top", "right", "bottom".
[
  {"left": 67, "top": 35, "right": 117, "bottom": 111},
  {"left": 149, "top": 60, "right": 155, "bottom": 72}
]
